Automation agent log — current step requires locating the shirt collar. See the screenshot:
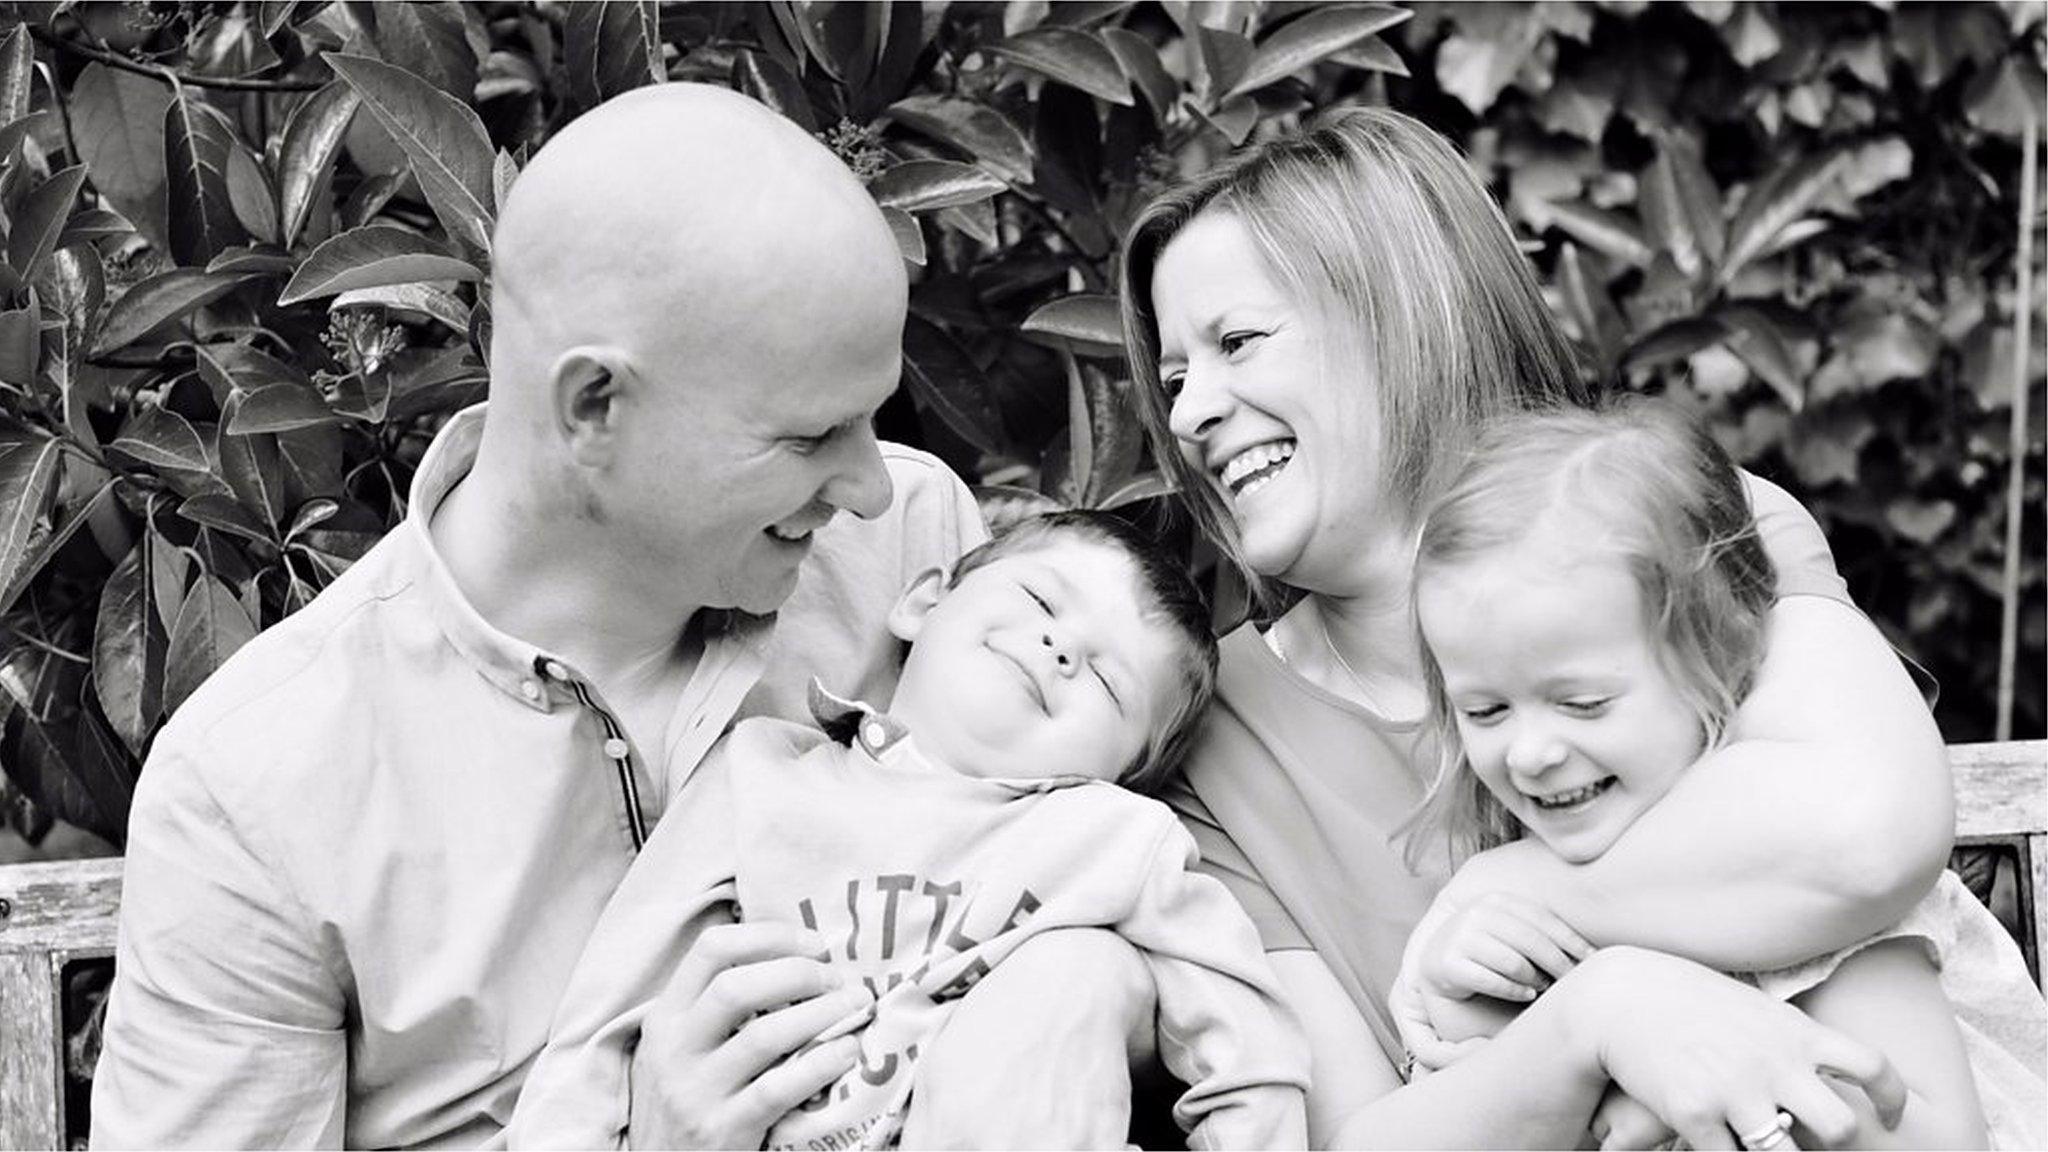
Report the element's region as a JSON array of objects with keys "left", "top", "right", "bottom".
[
  {"left": 403, "top": 403, "right": 774, "bottom": 712},
  {"left": 805, "top": 678, "right": 1096, "bottom": 795}
]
